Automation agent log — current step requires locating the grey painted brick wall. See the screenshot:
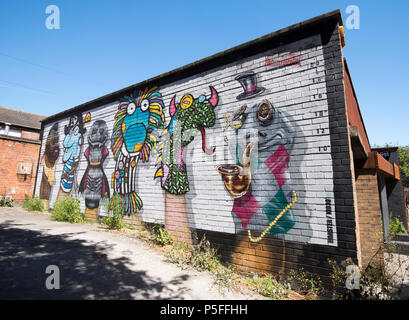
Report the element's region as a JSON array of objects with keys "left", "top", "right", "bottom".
[{"left": 35, "top": 17, "right": 358, "bottom": 282}]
